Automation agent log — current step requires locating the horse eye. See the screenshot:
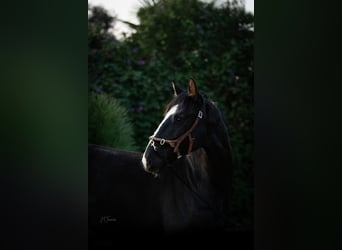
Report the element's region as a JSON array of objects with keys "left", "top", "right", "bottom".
[{"left": 174, "top": 115, "right": 182, "bottom": 122}]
